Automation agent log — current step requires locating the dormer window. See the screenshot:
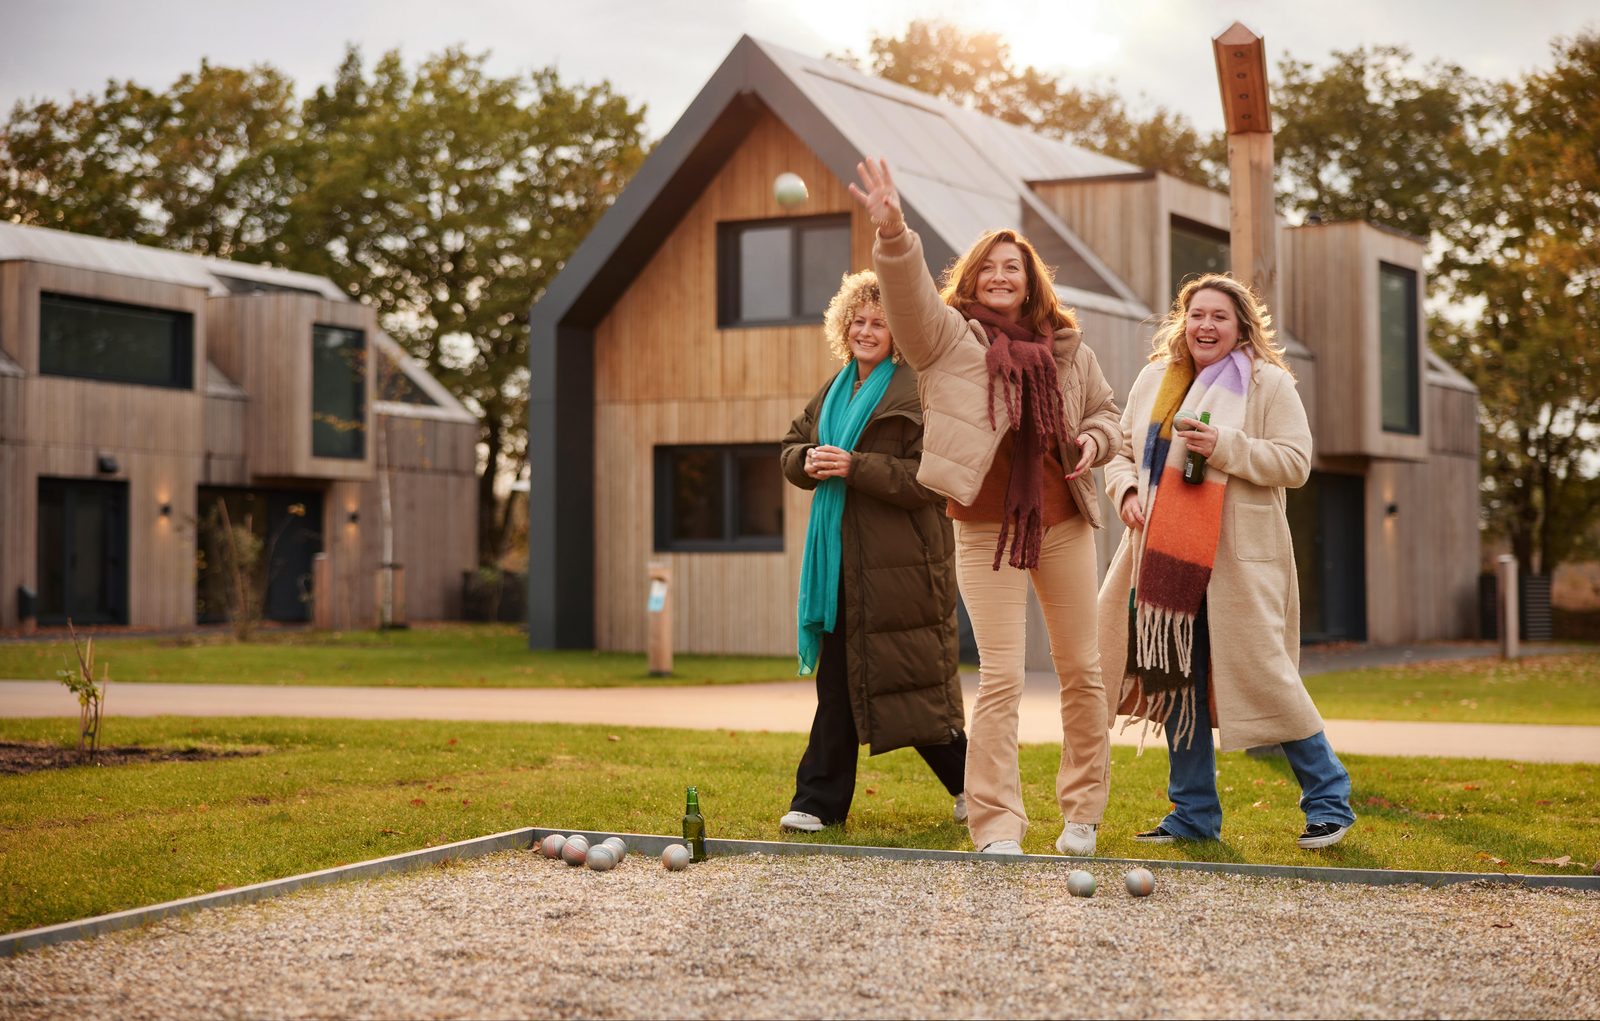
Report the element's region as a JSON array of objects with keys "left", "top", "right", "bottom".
[
  {"left": 1170, "top": 216, "right": 1230, "bottom": 302},
  {"left": 311, "top": 324, "right": 366, "bottom": 459},
  {"left": 39, "top": 293, "right": 193, "bottom": 390}
]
